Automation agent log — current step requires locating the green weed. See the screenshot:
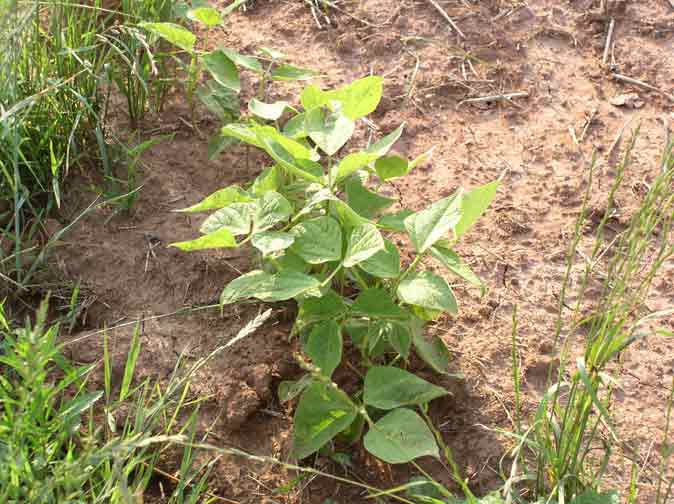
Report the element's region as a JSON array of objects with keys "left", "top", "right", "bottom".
[{"left": 0, "top": 297, "right": 216, "bottom": 502}]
